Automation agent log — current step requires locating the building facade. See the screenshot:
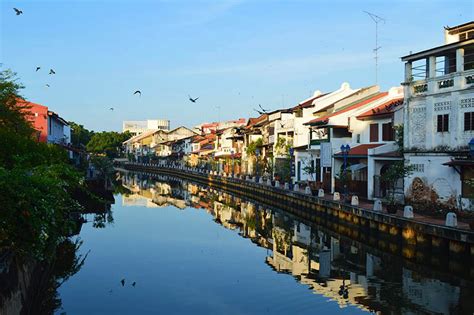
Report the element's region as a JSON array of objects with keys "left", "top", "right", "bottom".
[{"left": 401, "top": 21, "right": 474, "bottom": 210}]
